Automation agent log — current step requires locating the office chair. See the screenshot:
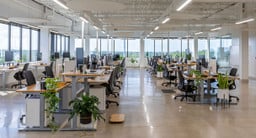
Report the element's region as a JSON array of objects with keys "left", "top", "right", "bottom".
[
  {"left": 11, "top": 63, "right": 29, "bottom": 88},
  {"left": 24, "top": 70, "right": 36, "bottom": 86},
  {"left": 44, "top": 66, "right": 55, "bottom": 78},
  {"left": 161, "top": 64, "right": 177, "bottom": 87},
  {"left": 174, "top": 70, "right": 197, "bottom": 101},
  {"left": 228, "top": 68, "right": 239, "bottom": 102},
  {"left": 42, "top": 61, "right": 53, "bottom": 76}
]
